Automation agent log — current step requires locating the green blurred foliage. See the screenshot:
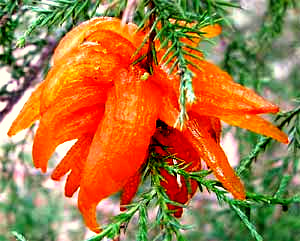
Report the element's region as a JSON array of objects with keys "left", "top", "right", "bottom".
[
  {"left": 0, "top": 141, "right": 62, "bottom": 241},
  {"left": 0, "top": 0, "right": 299, "bottom": 241}
]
